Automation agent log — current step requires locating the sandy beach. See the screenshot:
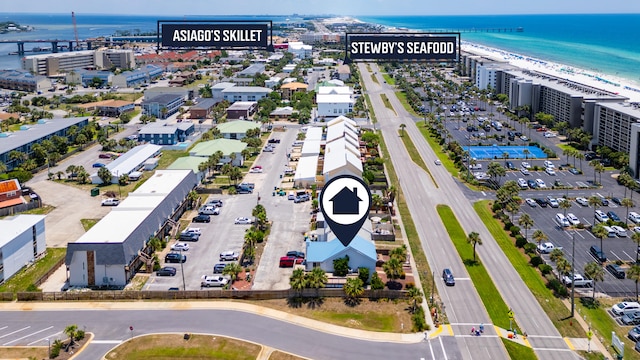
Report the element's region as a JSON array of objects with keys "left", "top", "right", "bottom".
[{"left": 462, "top": 42, "right": 640, "bottom": 103}]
